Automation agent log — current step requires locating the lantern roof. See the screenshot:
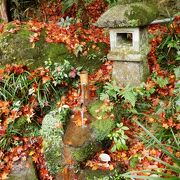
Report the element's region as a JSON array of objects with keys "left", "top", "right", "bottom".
[{"left": 95, "top": 3, "right": 158, "bottom": 28}]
